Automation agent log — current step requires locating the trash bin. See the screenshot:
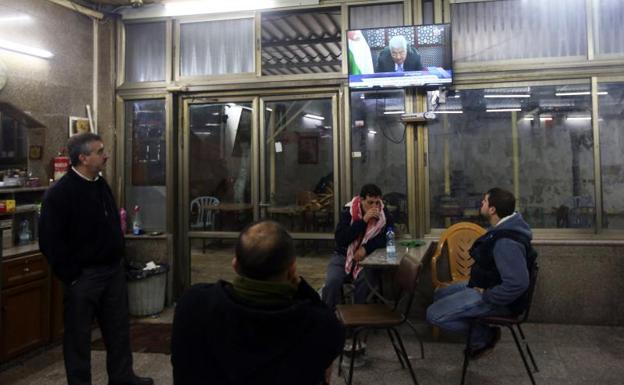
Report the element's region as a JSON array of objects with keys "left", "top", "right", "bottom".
[{"left": 126, "top": 262, "right": 169, "bottom": 317}]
